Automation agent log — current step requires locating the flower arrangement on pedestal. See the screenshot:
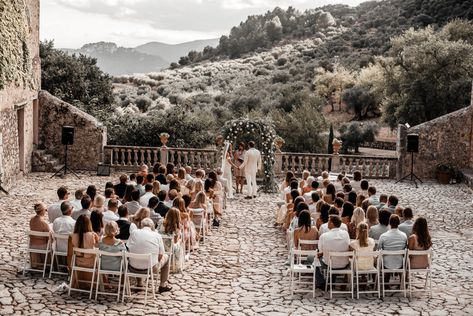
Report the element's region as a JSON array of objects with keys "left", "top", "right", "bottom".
[
  {"left": 221, "top": 119, "right": 279, "bottom": 193},
  {"left": 160, "top": 132, "right": 170, "bottom": 147}
]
